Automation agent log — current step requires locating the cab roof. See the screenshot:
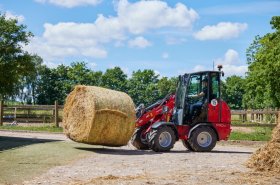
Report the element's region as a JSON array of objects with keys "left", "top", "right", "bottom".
[{"left": 184, "top": 70, "right": 221, "bottom": 76}]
